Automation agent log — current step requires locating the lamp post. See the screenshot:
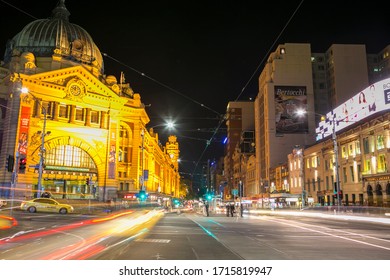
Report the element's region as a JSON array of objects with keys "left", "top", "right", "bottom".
[
  {"left": 294, "top": 146, "right": 305, "bottom": 209},
  {"left": 295, "top": 109, "right": 341, "bottom": 211},
  {"left": 140, "top": 129, "right": 145, "bottom": 192},
  {"left": 331, "top": 118, "right": 341, "bottom": 212}
]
